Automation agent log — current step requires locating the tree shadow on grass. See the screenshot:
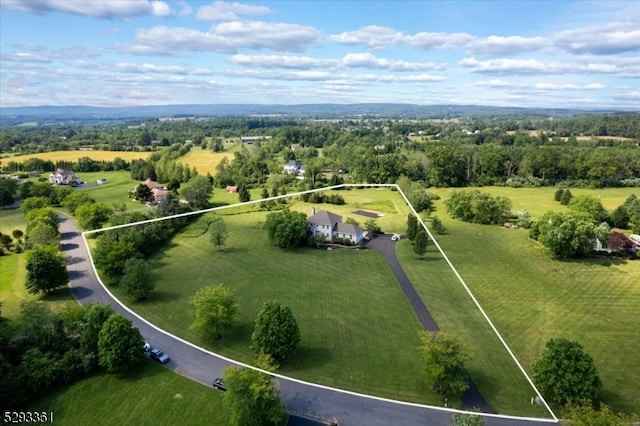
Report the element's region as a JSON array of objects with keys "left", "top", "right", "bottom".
[
  {"left": 145, "top": 289, "right": 183, "bottom": 304},
  {"left": 560, "top": 256, "right": 628, "bottom": 267}
]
